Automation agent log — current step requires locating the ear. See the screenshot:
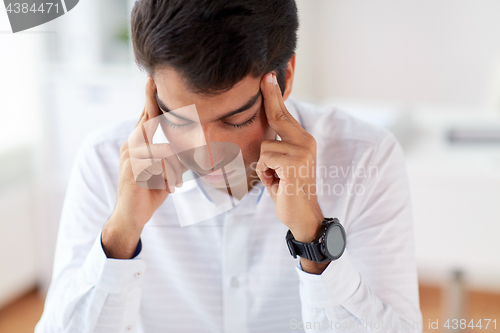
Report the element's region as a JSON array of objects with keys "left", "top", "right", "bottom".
[{"left": 282, "top": 54, "right": 296, "bottom": 101}]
